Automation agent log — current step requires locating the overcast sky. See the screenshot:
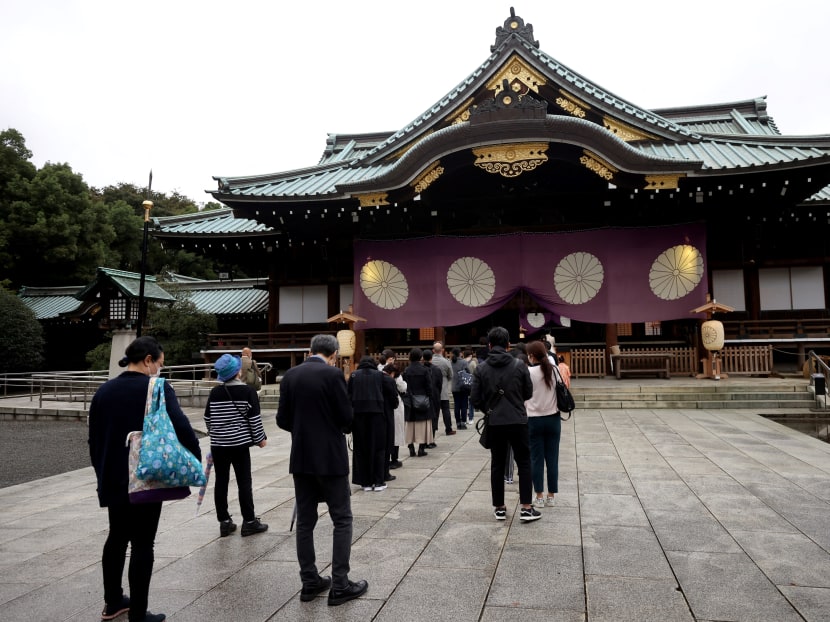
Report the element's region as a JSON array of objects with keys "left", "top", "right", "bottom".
[{"left": 2, "top": 0, "right": 828, "bottom": 206}]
